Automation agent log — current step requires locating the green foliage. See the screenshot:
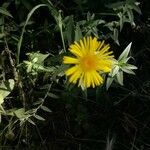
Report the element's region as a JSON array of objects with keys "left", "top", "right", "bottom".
[
  {"left": 0, "top": 79, "right": 14, "bottom": 105},
  {"left": 0, "top": 0, "right": 149, "bottom": 149},
  {"left": 107, "top": 42, "right": 137, "bottom": 89},
  {"left": 105, "top": 0, "right": 141, "bottom": 44}
]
